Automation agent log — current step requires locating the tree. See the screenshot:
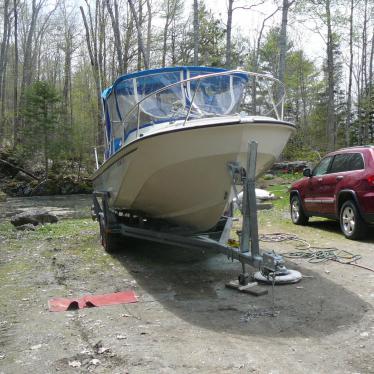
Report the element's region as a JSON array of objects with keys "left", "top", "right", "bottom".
[
  {"left": 160, "top": 0, "right": 183, "bottom": 67},
  {"left": 128, "top": 0, "right": 149, "bottom": 69},
  {"left": 106, "top": 0, "right": 124, "bottom": 74},
  {"left": 225, "top": 0, "right": 264, "bottom": 68},
  {"left": 277, "top": 0, "right": 295, "bottom": 101},
  {"left": 79, "top": 1, "right": 105, "bottom": 146},
  {"left": 22, "top": 81, "right": 60, "bottom": 178},
  {"left": 193, "top": 0, "right": 199, "bottom": 65}
]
